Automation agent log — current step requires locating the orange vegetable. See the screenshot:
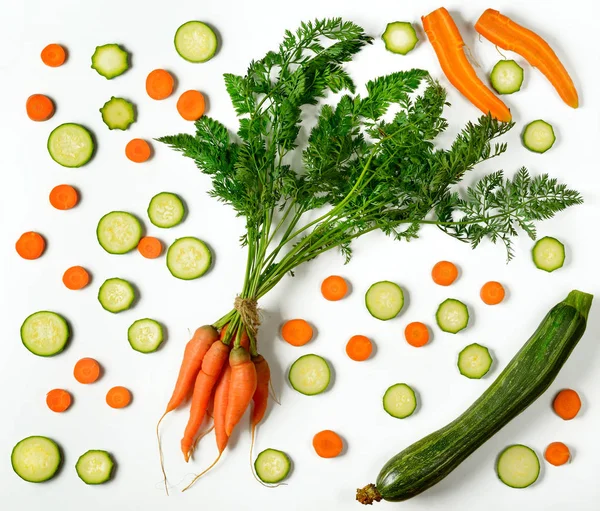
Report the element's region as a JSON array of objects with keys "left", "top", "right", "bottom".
[
  {"left": 41, "top": 44, "right": 66, "bottom": 67},
  {"left": 73, "top": 358, "right": 100, "bottom": 384},
  {"left": 62, "top": 266, "right": 90, "bottom": 290},
  {"left": 177, "top": 90, "right": 206, "bottom": 121},
  {"left": 313, "top": 430, "right": 344, "bottom": 458},
  {"left": 225, "top": 346, "right": 258, "bottom": 436},
  {"left": 346, "top": 335, "right": 373, "bottom": 361},
  {"left": 181, "top": 340, "right": 230, "bottom": 461},
  {"left": 46, "top": 389, "right": 72, "bottom": 413},
  {"left": 125, "top": 138, "right": 152, "bottom": 163},
  {"left": 214, "top": 365, "right": 232, "bottom": 454},
  {"left": 553, "top": 388, "right": 581, "bottom": 420},
  {"left": 146, "top": 69, "right": 175, "bottom": 100},
  {"left": 422, "top": 7, "right": 512, "bottom": 122},
  {"left": 138, "top": 236, "right": 163, "bottom": 259},
  {"left": 49, "top": 184, "right": 78, "bottom": 210},
  {"left": 106, "top": 386, "right": 132, "bottom": 408},
  {"left": 281, "top": 319, "right": 313, "bottom": 346},
  {"left": 404, "top": 322, "right": 430, "bottom": 347},
  {"left": 544, "top": 442, "right": 570, "bottom": 466},
  {"left": 26, "top": 94, "right": 55, "bottom": 121},
  {"left": 480, "top": 281, "right": 505, "bottom": 305},
  {"left": 321, "top": 275, "right": 348, "bottom": 301},
  {"left": 431, "top": 260, "right": 458, "bottom": 286},
  {"left": 220, "top": 323, "right": 250, "bottom": 350},
  {"left": 15, "top": 232, "right": 46, "bottom": 260},
  {"left": 475, "top": 9, "right": 578, "bottom": 108}
]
